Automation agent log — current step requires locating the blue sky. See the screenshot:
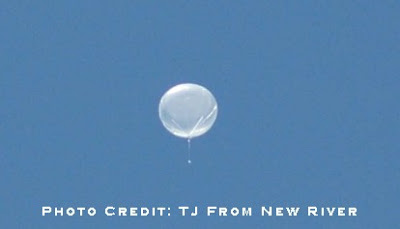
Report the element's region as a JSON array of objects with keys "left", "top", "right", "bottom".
[{"left": 1, "top": 1, "right": 399, "bottom": 228}]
